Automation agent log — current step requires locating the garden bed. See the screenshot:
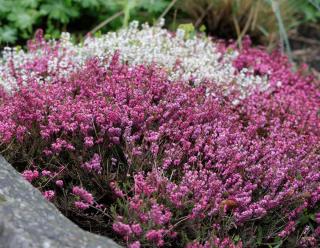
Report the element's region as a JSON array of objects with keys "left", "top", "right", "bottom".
[{"left": 0, "top": 22, "right": 319, "bottom": 248}]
